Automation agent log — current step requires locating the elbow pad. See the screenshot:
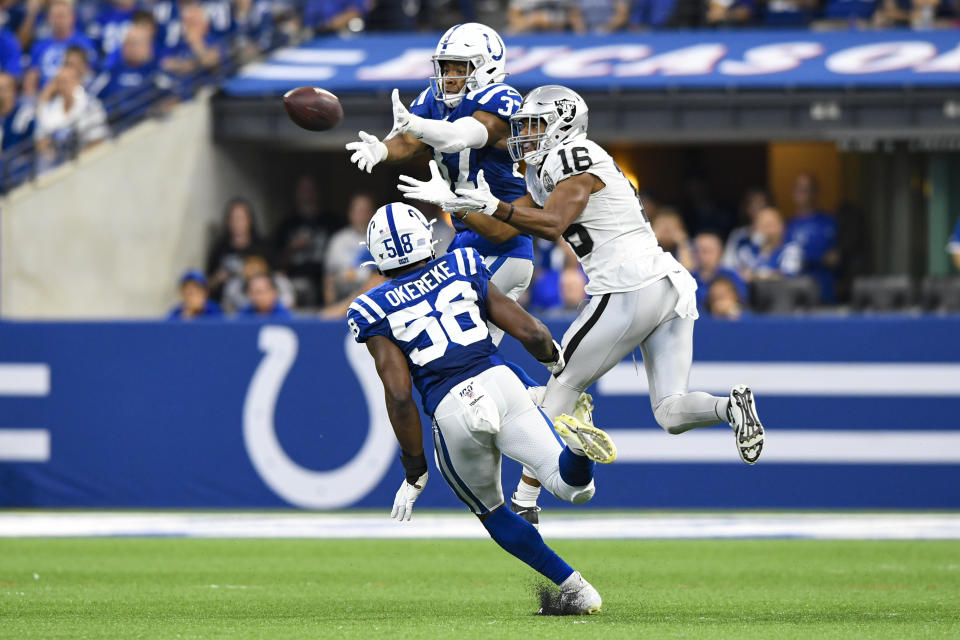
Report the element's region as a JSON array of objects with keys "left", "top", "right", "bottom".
[{"left": 415, "top": 116, "right": 489, "bottom": 153}]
